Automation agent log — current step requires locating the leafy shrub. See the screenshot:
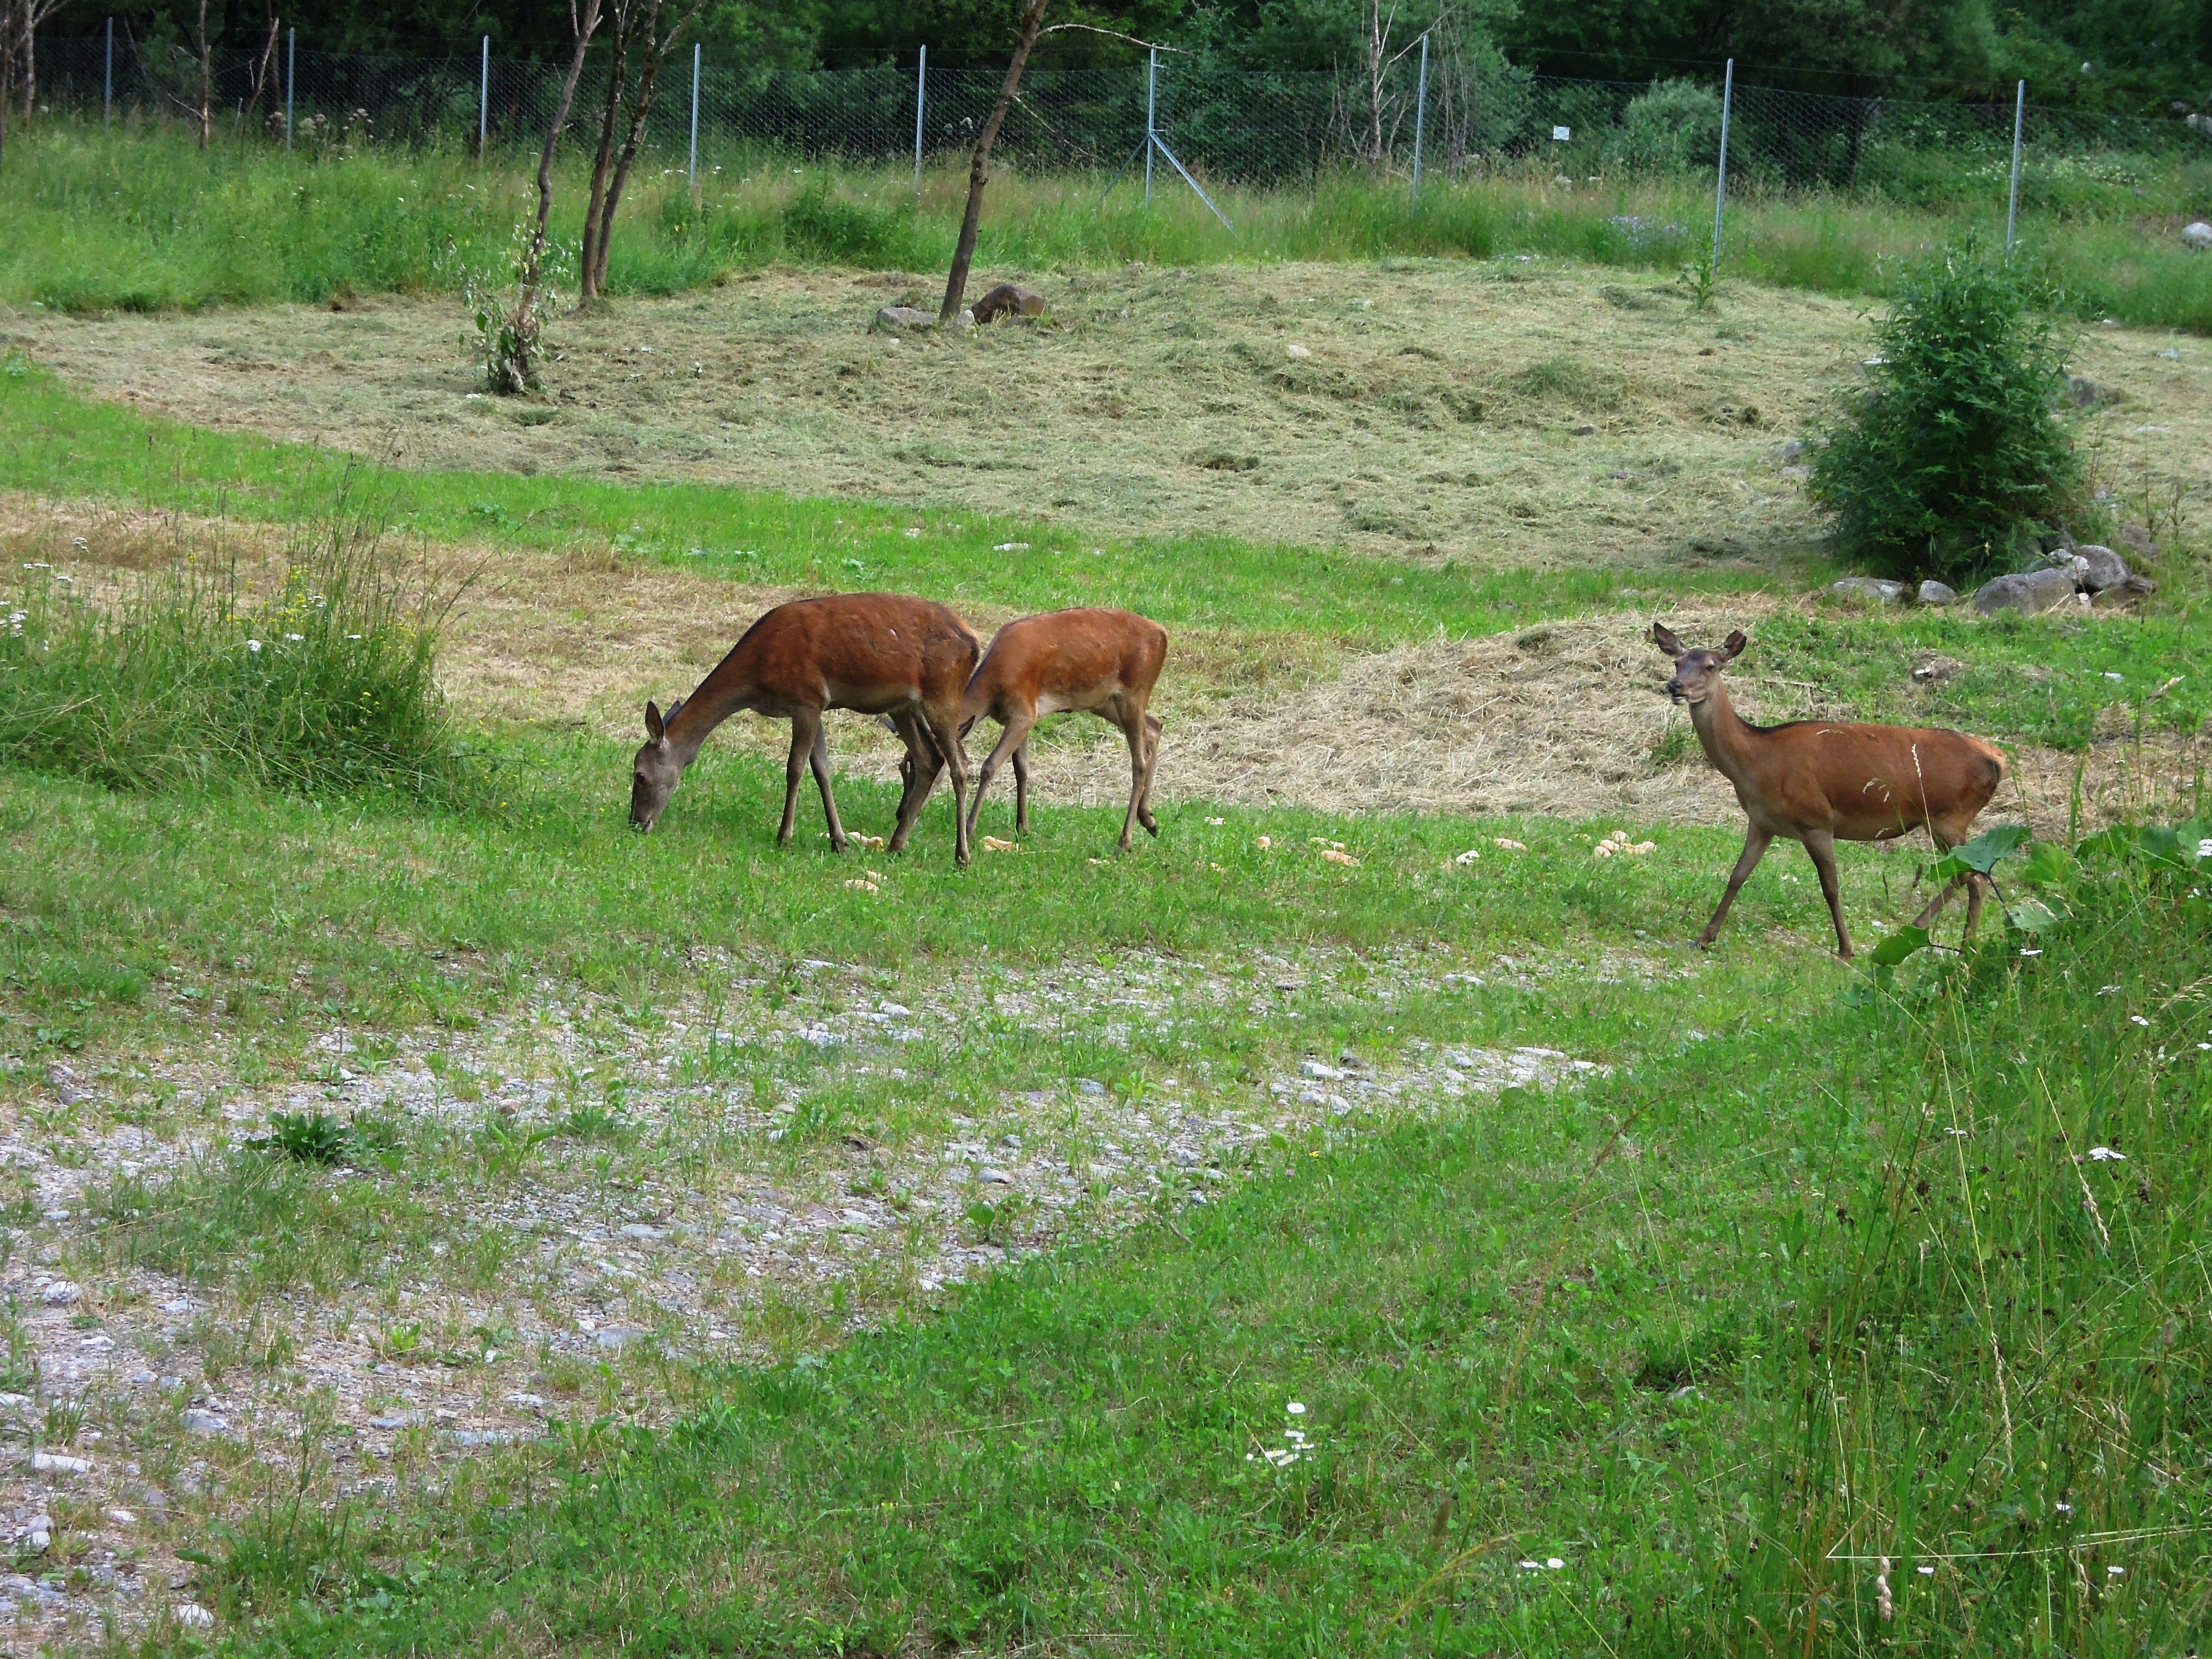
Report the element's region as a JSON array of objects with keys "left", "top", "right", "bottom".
[
  {"left": 1611, "top": 79, "right": 1724, "bottom": 173},
  {"left": 1807, "top": 243, "right": 2081, "bottom": 583},
  {"left": 1, "top": 495, "right": 468, "bottom": 800},
  {"left": 782, "top": 185, "right": 927, "bottom": 267},
  {"left": 249, "top": 1110, "right": 355, "bottom": 1166}
]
